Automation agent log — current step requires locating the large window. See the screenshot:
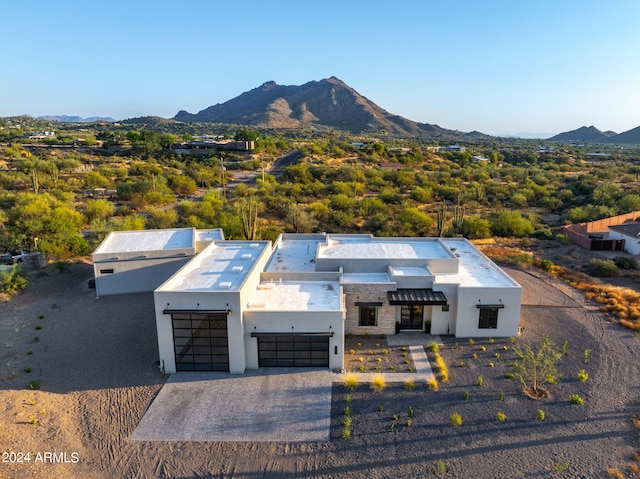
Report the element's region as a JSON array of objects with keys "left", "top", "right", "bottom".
[
  {"left": 478, "top": 307, "right": 499, "bottom": 329},
  {"left": 359, "top": 305, "right": 378, "bottom": 327}
]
